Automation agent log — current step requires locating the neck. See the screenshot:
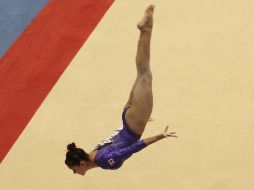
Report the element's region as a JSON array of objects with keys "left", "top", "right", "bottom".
[
  {"left": 89, "top": 150, "right": 98, "bottom": 163},
  {"left": 87, "top": 151, "right": 98, "bottom": 169}
]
